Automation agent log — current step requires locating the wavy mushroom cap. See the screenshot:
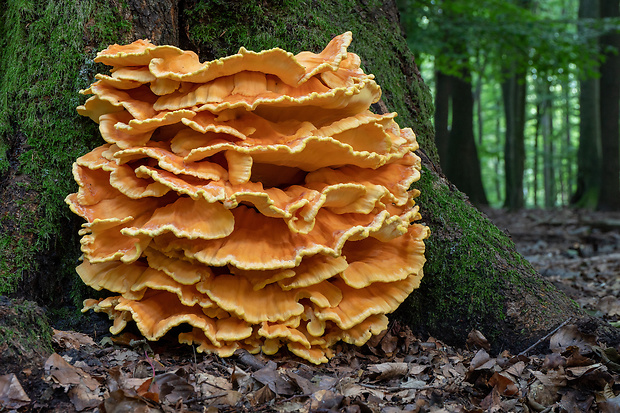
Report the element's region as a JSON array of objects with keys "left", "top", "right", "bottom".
[{"left": 68, "top": 32, "right": 429, "bottom": 365}]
